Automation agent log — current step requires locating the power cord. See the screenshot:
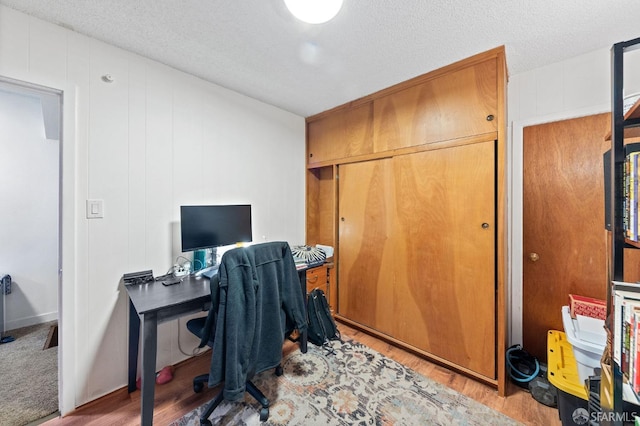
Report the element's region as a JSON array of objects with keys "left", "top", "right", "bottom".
[
  {"left": 177, "top": 317, "right": 210, "bottom": 357},
  {"left": 175, "top": 255, "right": 191, "bottom": 265}
]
